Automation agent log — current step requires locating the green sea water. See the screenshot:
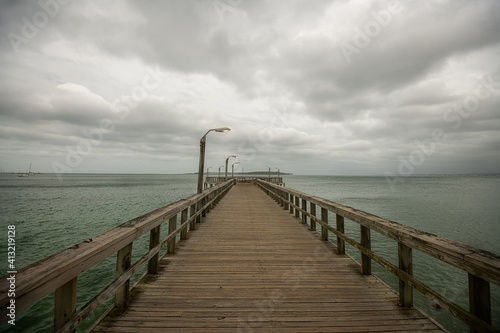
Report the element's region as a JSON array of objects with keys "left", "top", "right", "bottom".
[{"left": 0, "top": 173, "right": 499, "bottom": 332}]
